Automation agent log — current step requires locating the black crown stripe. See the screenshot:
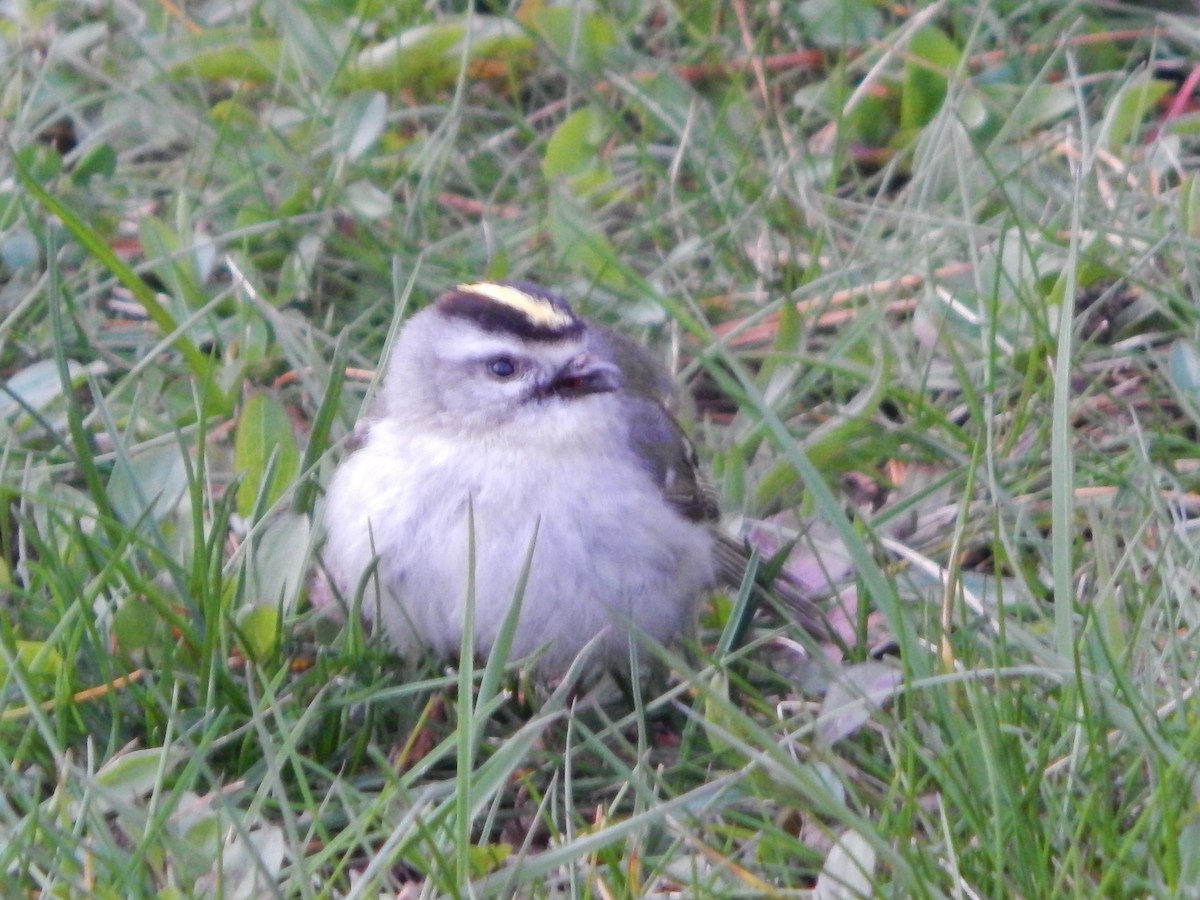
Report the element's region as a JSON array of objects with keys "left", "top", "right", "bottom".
[{"left": 437, "top": 281, "right": 585, "bottom": 341}]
